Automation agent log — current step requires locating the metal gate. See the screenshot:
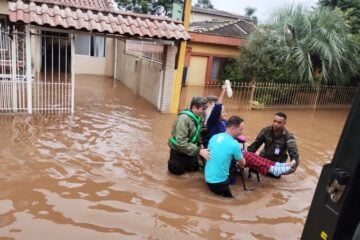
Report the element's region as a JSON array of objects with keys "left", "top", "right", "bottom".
[
  {"left": 0, "top": 26, "right": 74, "bottom": 114},
  {"left": 0, "top": 27, "right": 27, "bottom": 112}
]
